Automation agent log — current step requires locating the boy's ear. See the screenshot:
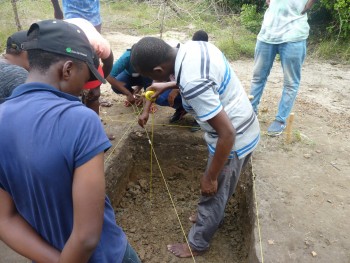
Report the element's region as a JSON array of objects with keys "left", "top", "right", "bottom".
[{"left": 153, "top": 66, "right": 164, "bottom": 74}]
